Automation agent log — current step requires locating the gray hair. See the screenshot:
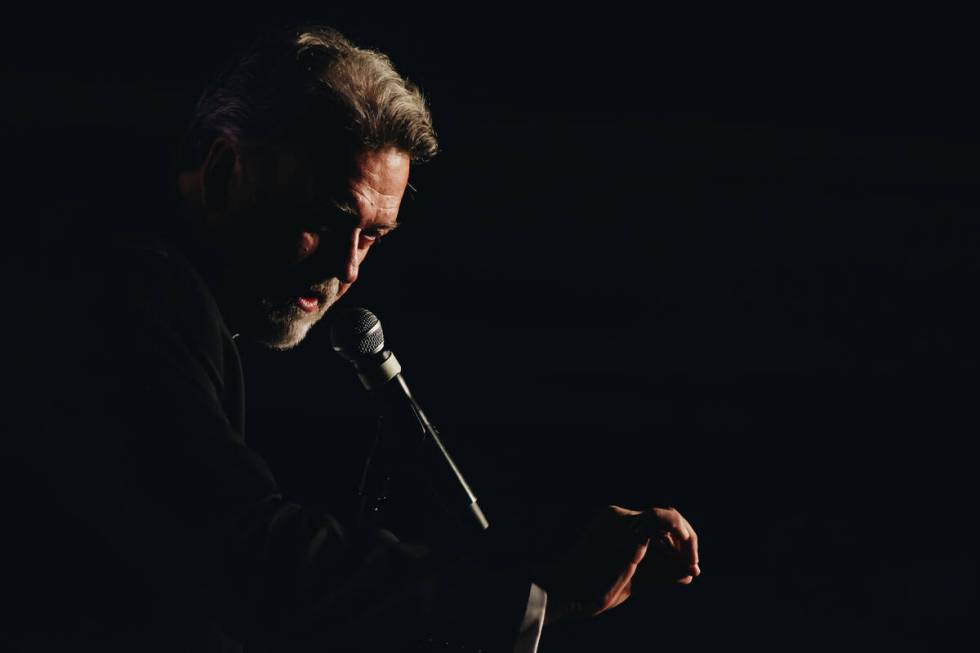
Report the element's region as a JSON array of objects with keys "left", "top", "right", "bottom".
[{"left": 177, "top": 24, "right": 438, "bottom": 170}]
